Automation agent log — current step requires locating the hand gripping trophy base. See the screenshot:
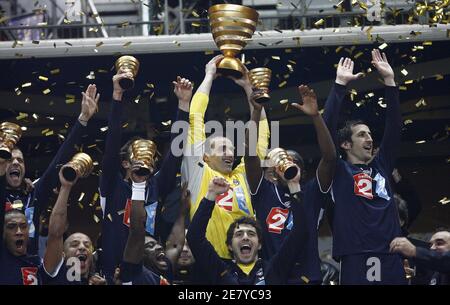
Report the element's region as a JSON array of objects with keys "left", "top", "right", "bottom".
[{"left": 217, "top": 57, "right": 246, "bottom": 78}]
